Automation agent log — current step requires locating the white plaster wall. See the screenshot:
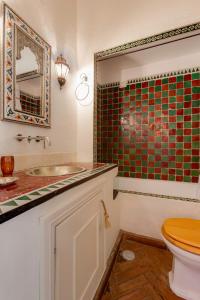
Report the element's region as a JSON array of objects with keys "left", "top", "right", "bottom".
[
  {"left": 0, "top": 0, "right": 77, "bottom": 166},
  {"left": 77, "top": 0, "right": 200, "bottom": 161}
]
